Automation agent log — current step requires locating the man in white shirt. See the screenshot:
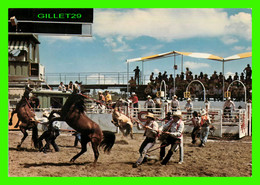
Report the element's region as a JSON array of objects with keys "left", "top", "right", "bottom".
[
  {"left": 133, "top": 113, "right": 158, "bottom": 168},
  {"left": 171, "top": 95, "right": 180, "bottom": 112},
  {"left": 159, "top": 110, "right": 184, "bottom": 165},
  {"left": 223, "top": 97, "right": 235, "bottom": 119},
  {"left": 144, "top": 95, "right": 155, "bottom": 113}
]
